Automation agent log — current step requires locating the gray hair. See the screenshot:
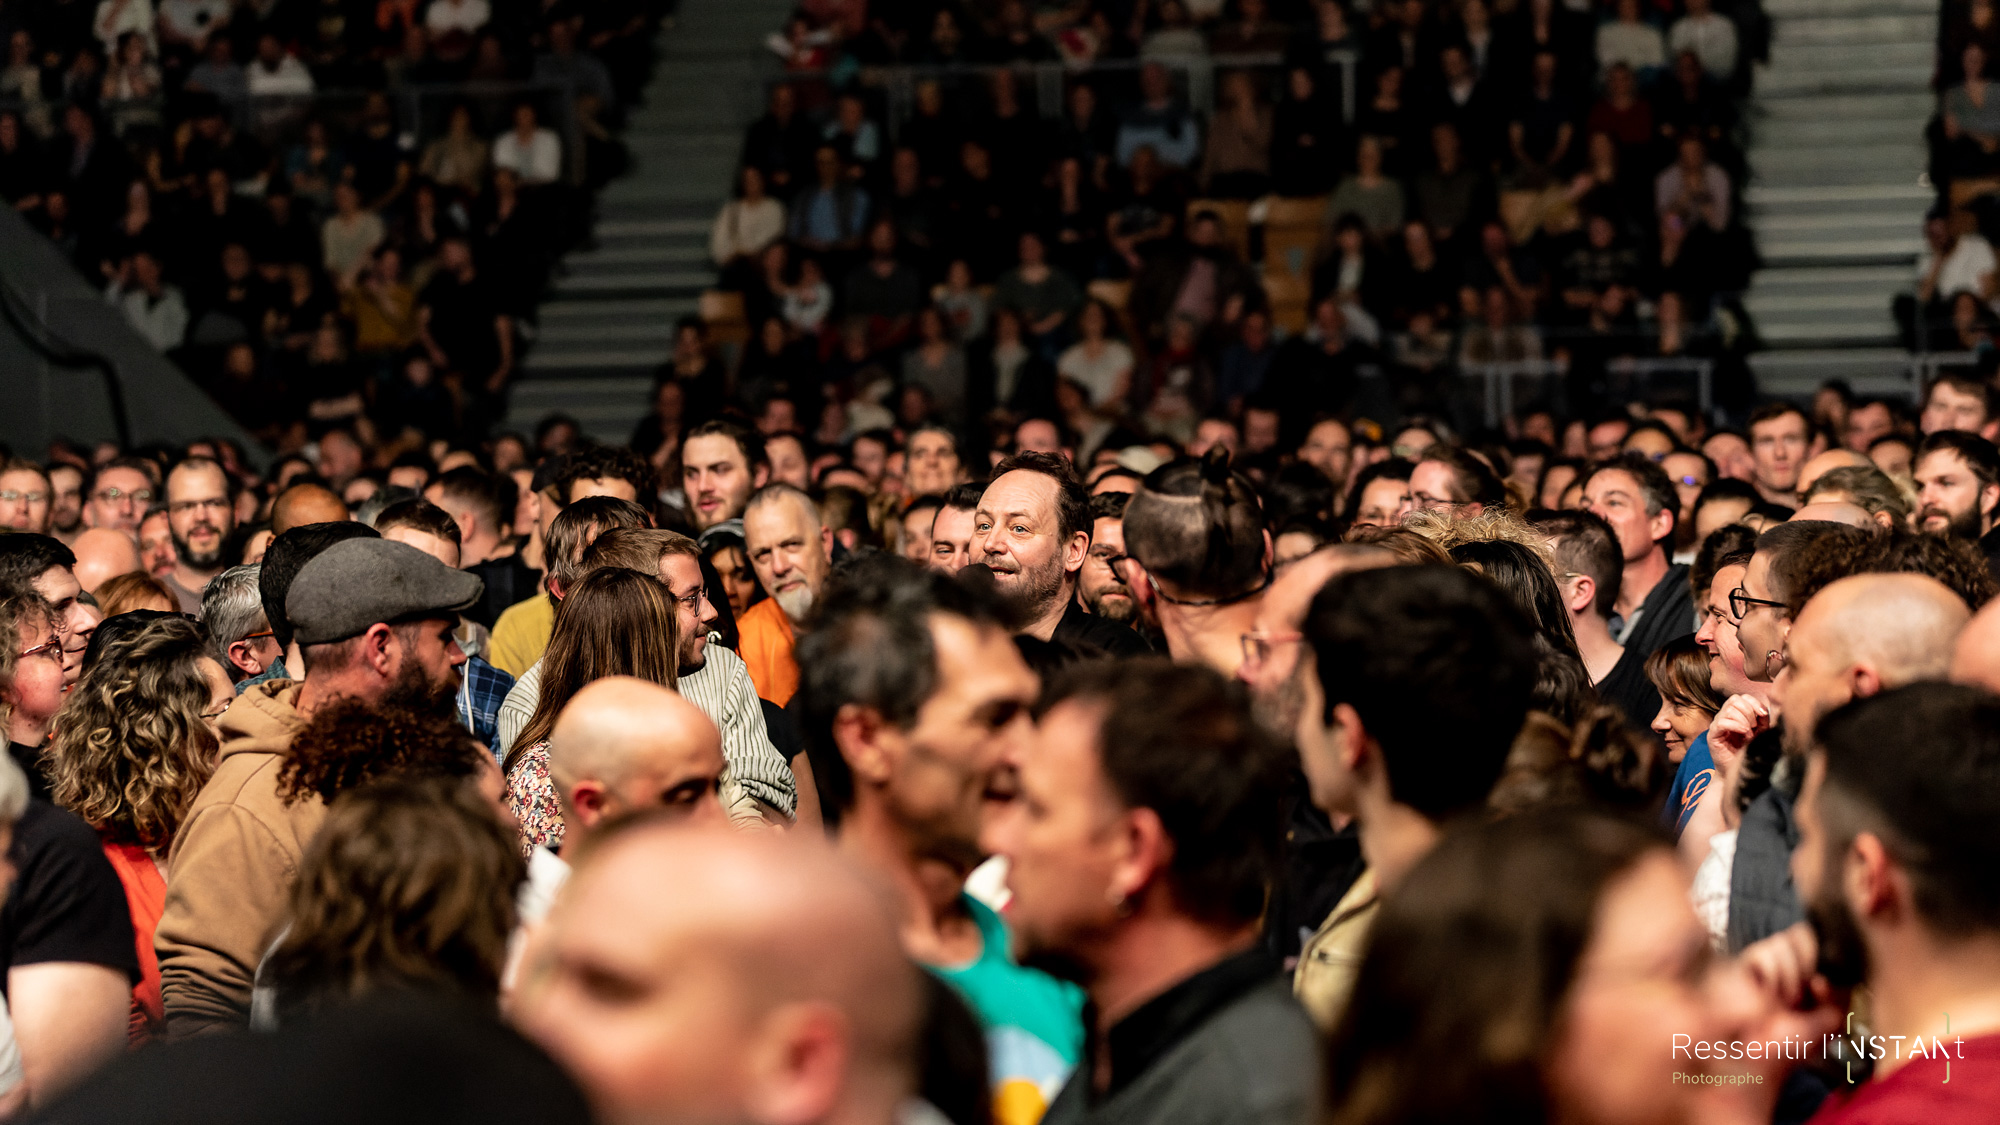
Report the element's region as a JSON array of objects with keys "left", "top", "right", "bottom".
[{"left": 201, "top": 564, "right": 269, "bottom": 659}]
